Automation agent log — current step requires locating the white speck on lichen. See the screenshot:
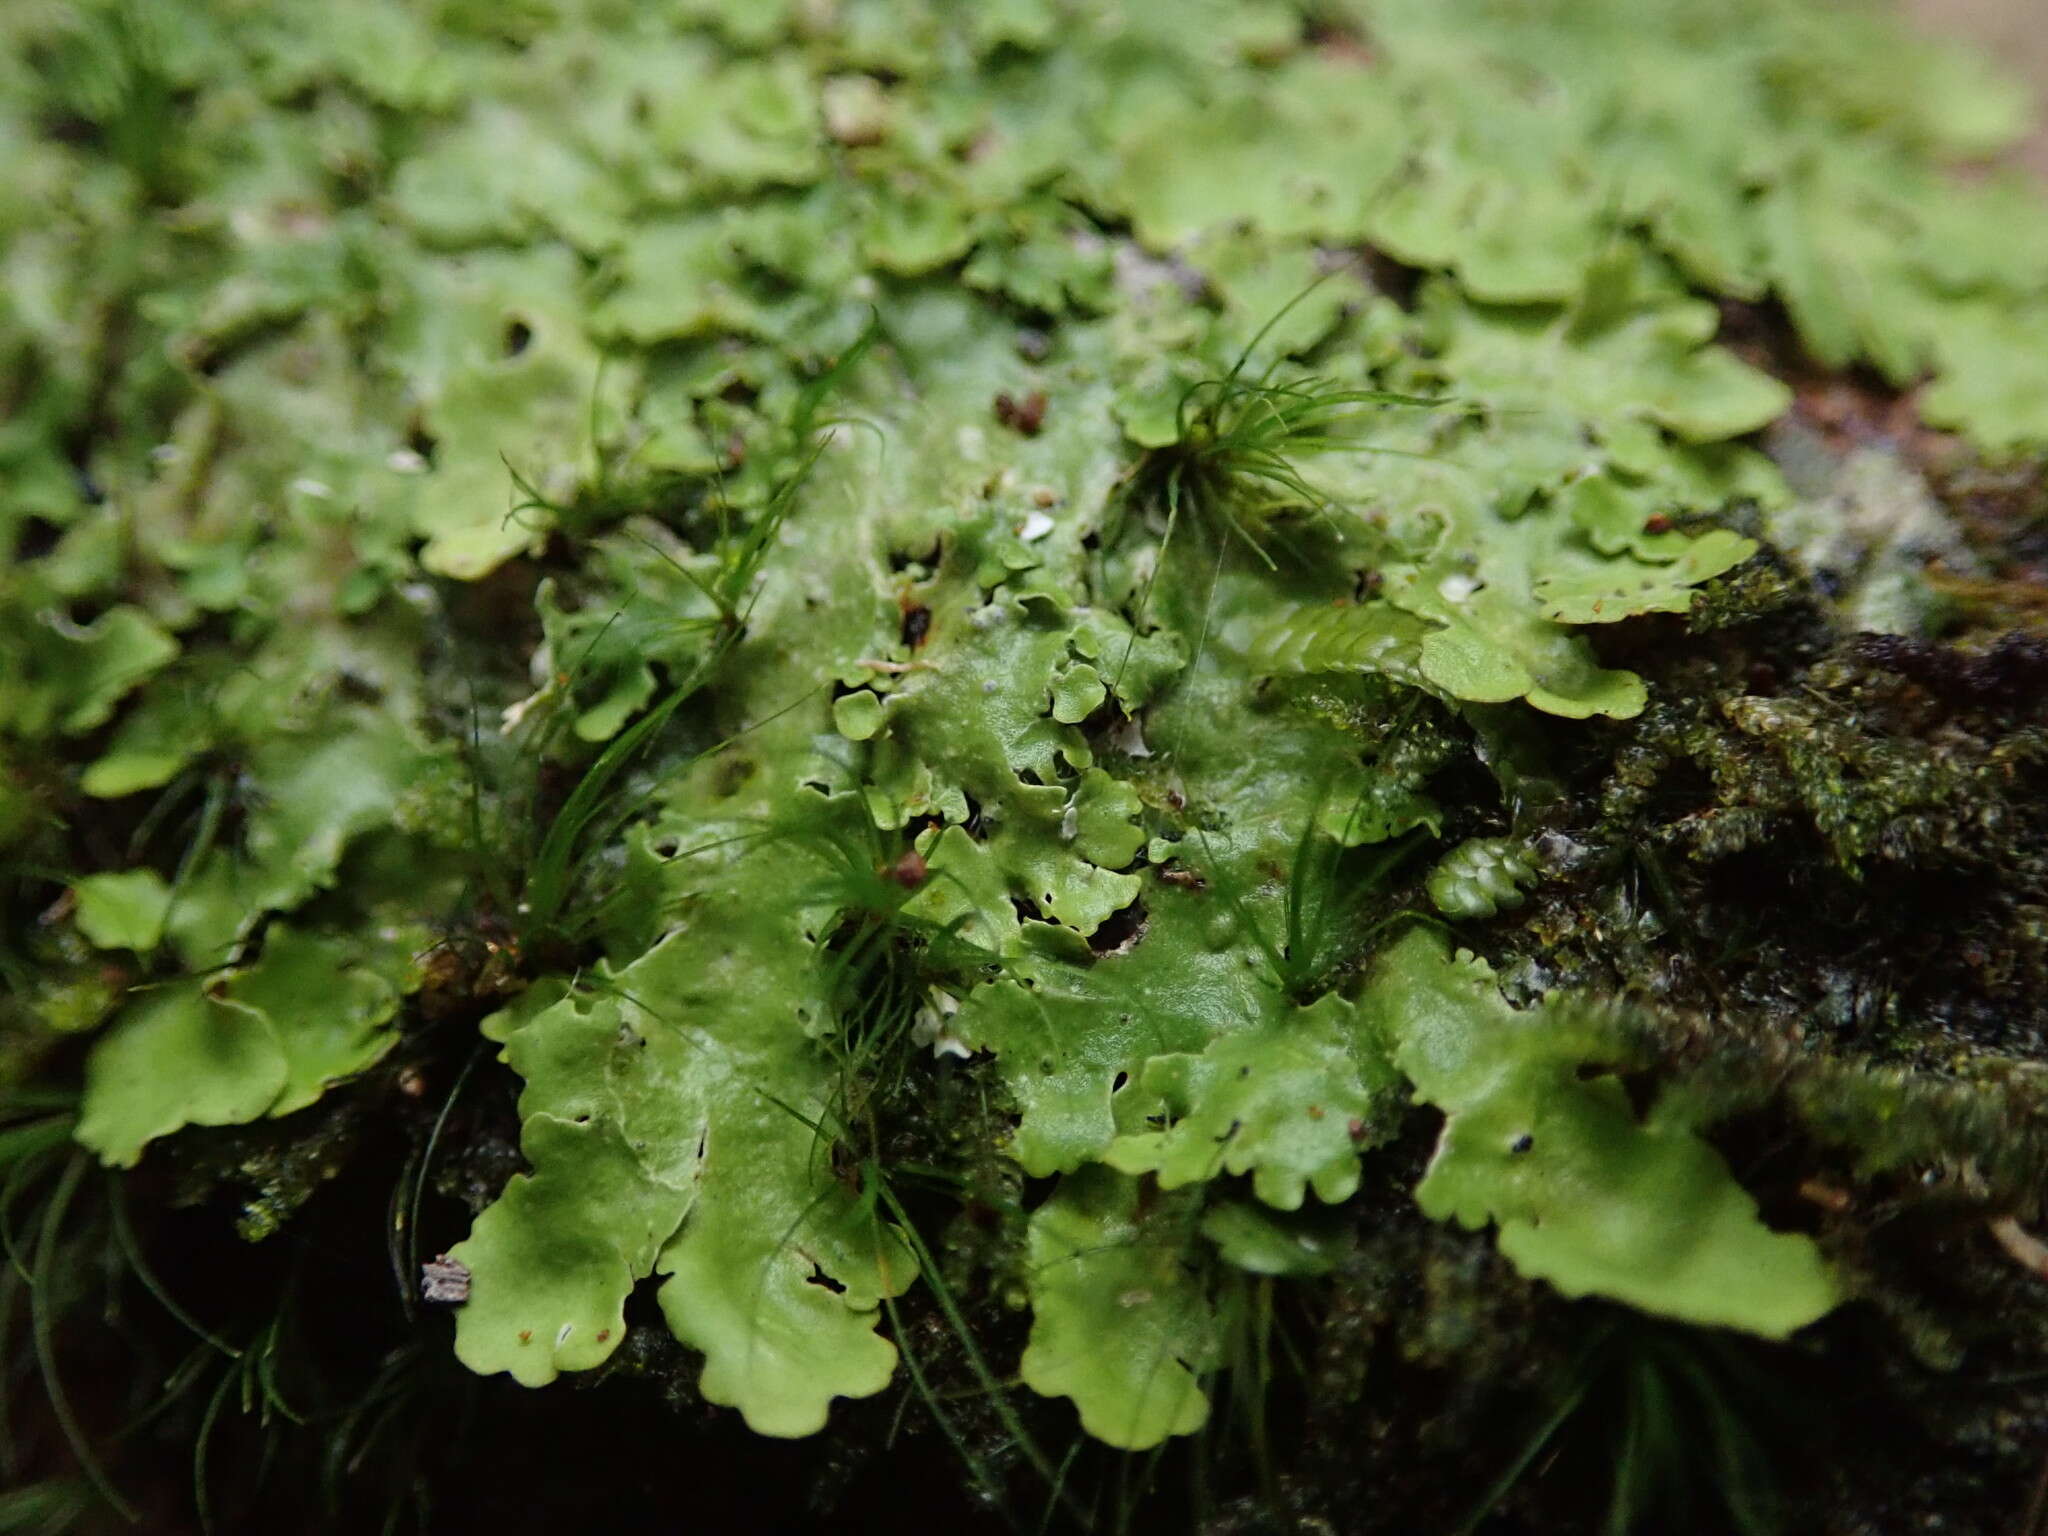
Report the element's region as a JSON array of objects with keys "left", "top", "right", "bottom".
[{"left": 1438, "top": 573, "right": 1481, "bottom": 603}]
